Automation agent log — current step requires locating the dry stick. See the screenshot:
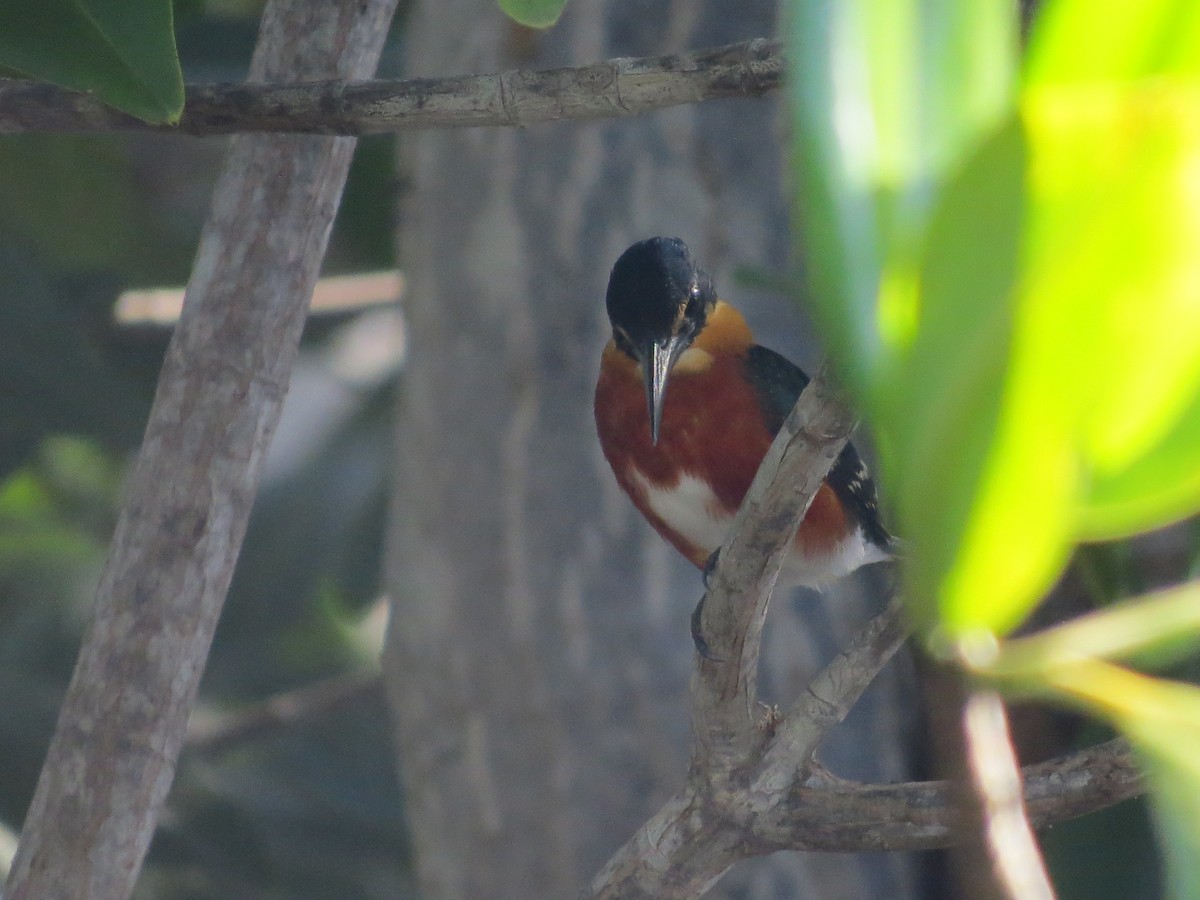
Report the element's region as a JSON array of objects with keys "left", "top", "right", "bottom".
[
  {"left": 1, "top": 1, "right": 398, "bottom": 898},
  {"left": 186, "top": 671, "right": 383, "bottom": 756},
  {"left": 0, "top": 38, "right": 783, "bottom": 136}
]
